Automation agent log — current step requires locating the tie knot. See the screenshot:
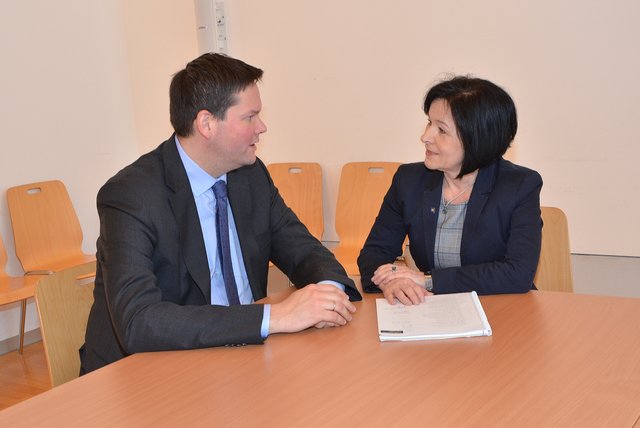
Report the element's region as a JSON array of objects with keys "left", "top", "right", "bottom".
[{"left": 212, "top": 180, "right": 227, "bottom": 200}]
